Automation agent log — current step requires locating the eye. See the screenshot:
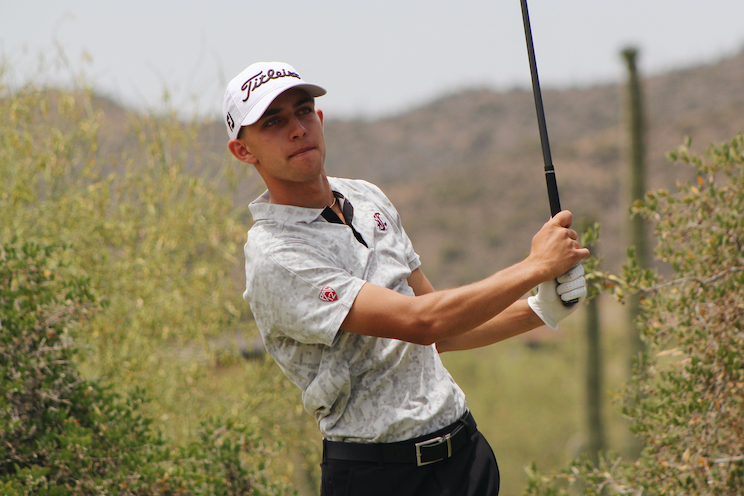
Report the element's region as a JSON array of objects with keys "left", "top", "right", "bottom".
[{"left": 263, "top": 117, "right": 280, "bottom": 128}]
